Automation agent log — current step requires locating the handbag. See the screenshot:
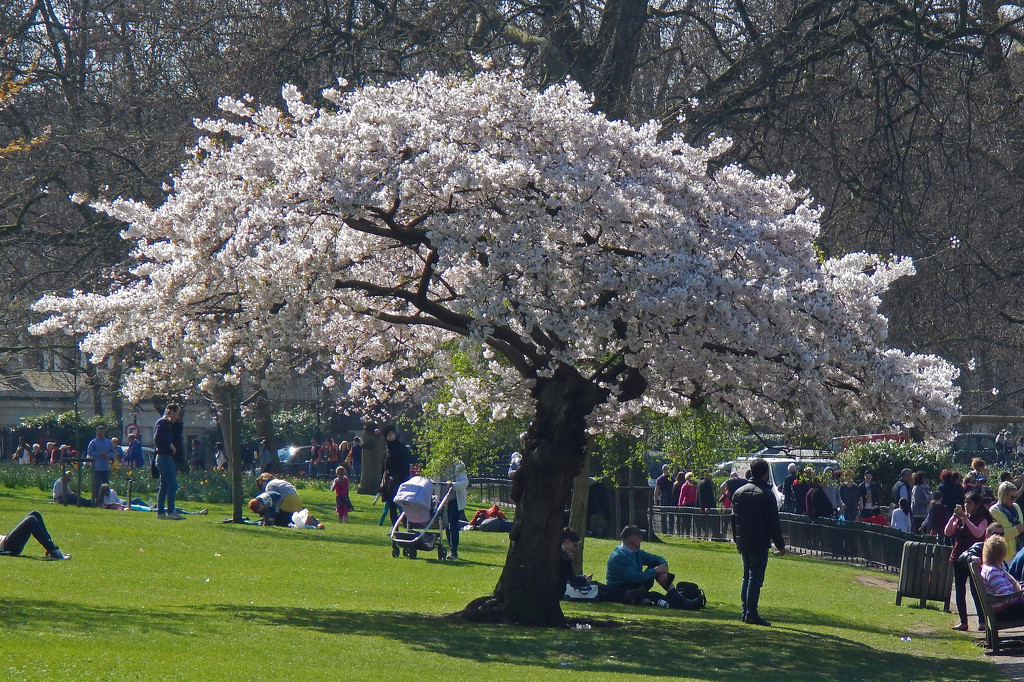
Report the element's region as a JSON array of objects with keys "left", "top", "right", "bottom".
[
  {"left": 563, "top": 582, "right": 599, "bottom": 601},
  {"left": 151, "top": 455, "right": 160, "bottom": 479}
]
